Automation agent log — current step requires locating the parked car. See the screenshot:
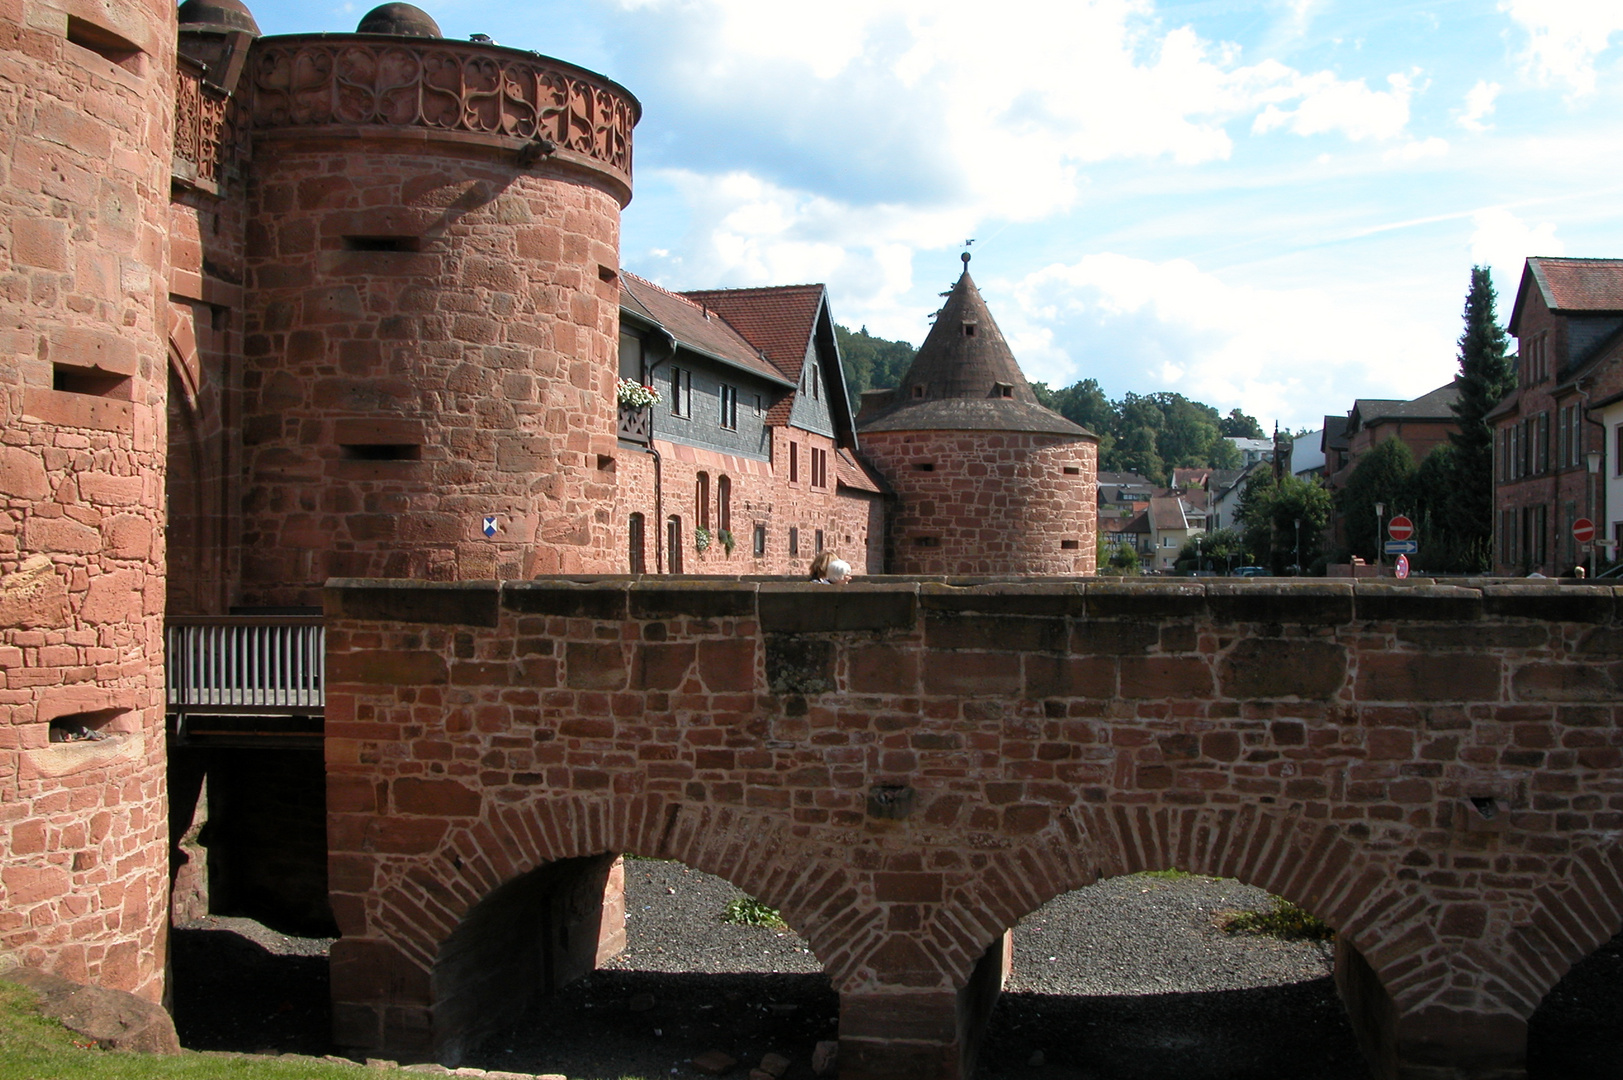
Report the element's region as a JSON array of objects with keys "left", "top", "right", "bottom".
[{"left": 1231, "top": 566, "right": 1269, "bottom": 577}]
